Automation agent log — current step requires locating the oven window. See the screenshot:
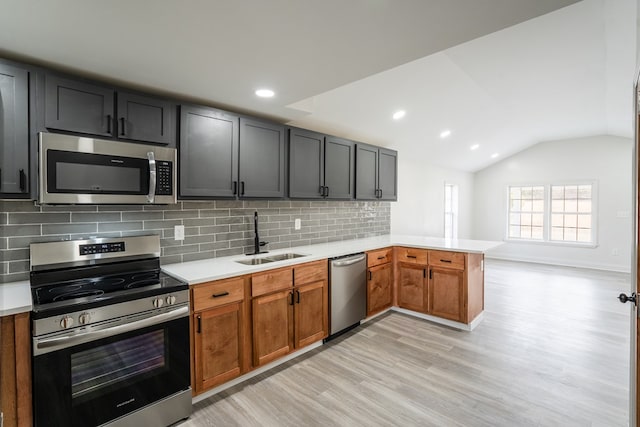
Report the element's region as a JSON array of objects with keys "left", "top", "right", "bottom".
[
  {"left": 57, "top": 162, "right": 141, "bottom": 192},
  {"left": 70, "top": 330, "right": 166, "bottom": 398}
]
